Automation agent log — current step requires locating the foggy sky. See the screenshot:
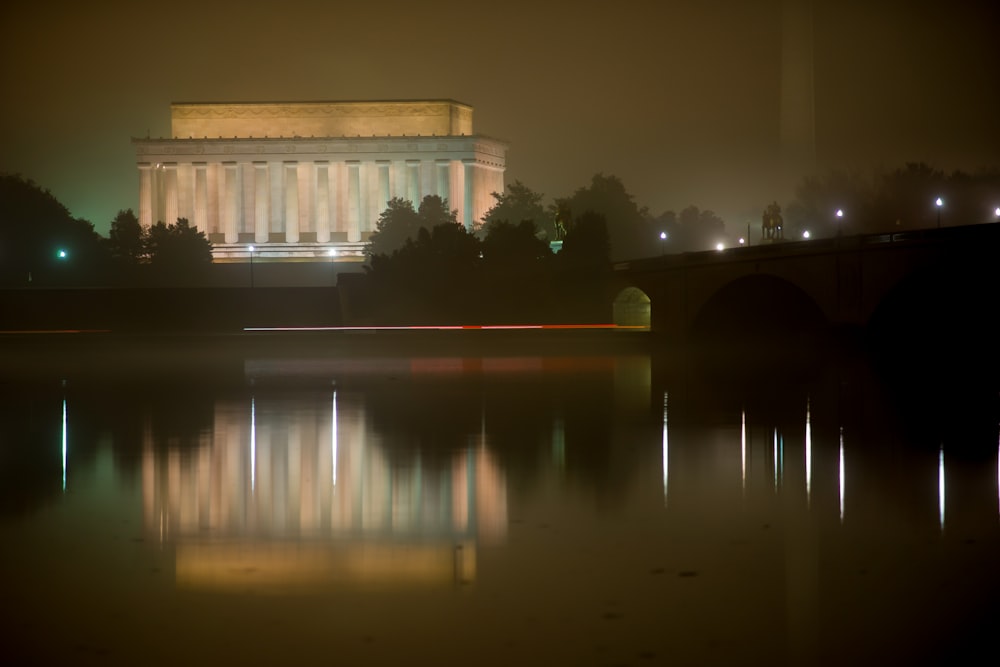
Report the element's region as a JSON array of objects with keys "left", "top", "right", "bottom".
[{"left": 1, "top": 0, "right": 997, "bottom": 237}]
